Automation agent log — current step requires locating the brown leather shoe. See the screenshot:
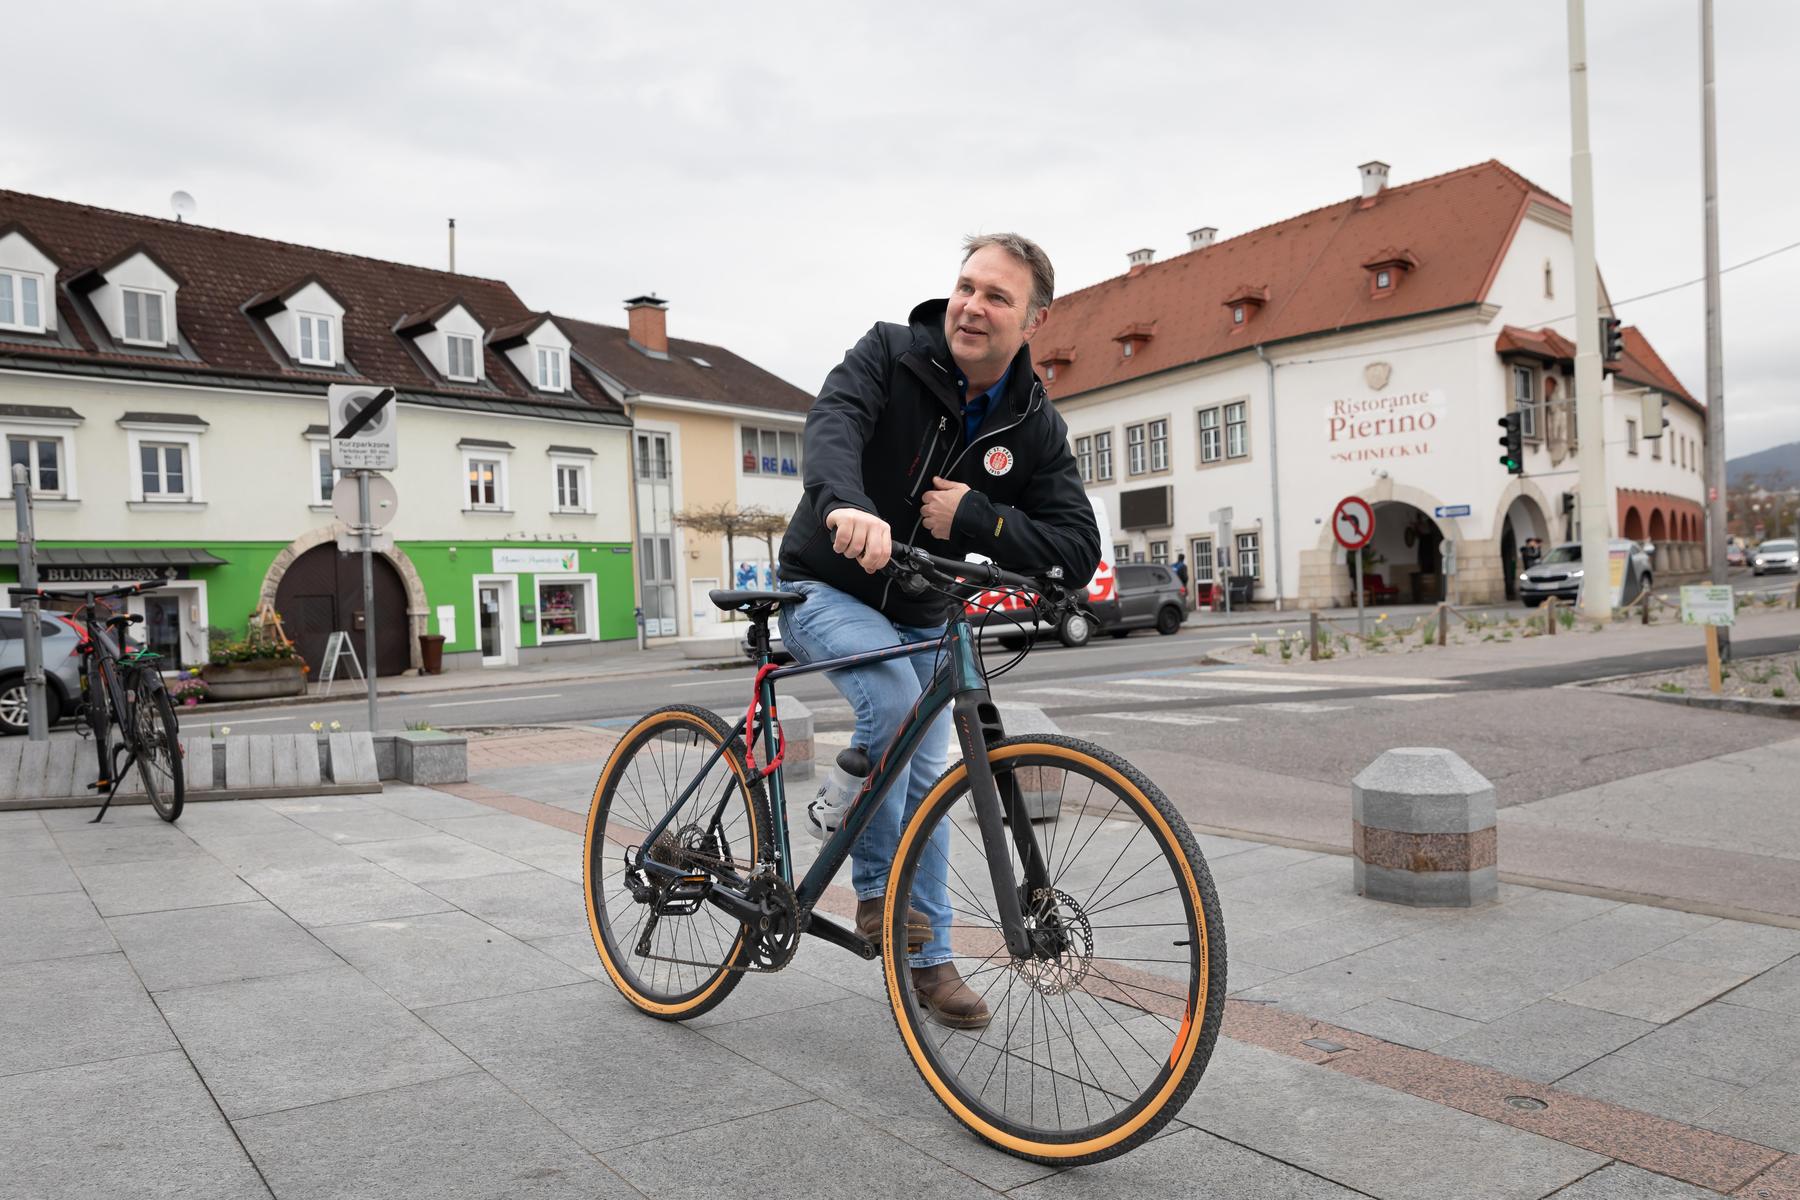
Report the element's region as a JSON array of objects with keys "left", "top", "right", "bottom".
[
  {"left": 855, "top": 896, "right": 931, "bottom": 953},
  {"left": 911, "top": 962, "right": 991, "bottom": 1029}
]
